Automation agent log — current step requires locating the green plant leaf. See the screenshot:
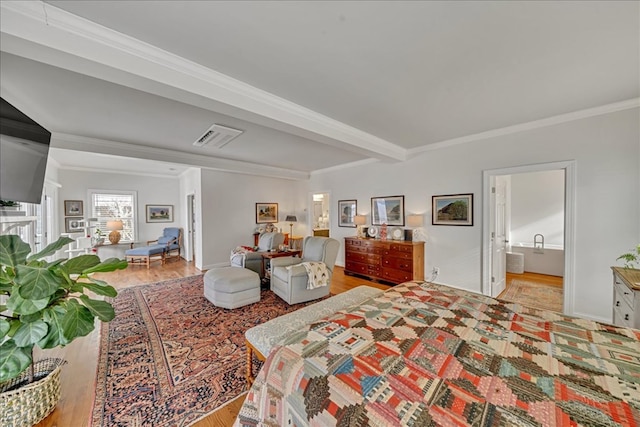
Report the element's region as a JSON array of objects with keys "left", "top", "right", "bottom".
[
  {"left": 27, "top": 236, "right": 74, "bottom": 262},
  {"left": 0, "top": 267, "right": 13, "bottom": 285},
  {"left": 39, "top": 306, "right": 68, "bottom": 349},
  {"left": 79, "top": 295, "right": 115, "bottom": 321},
  {"left": 80, "top": 281, "right": 118, "bottom": 298},
  {"left": 63, "top": 255, "right": 101, "bottom": 274},
  {"left": 13, "top": 320, "right": 48, "bottom": 347},
  {"left": 0, "top": 341, "right": 32, "bottom": 382},
  {"left": 0, "top": 319, "right": 10, "bottom": 339},
  {"left": 20, "top": 312, "right": 42, "bottom": 323},
  {"left": 14, "top": 265, "right": 61, "bottom": 300},
  {"left": 61, "top": 299, "right": 95, "bottom": 341},
  {"left": 0, "top": 235, "right": 31, "bottom": 268},
  {"left": 82, "top": 258, "right": 128, "bottom": 274},
  {"left": 6, "top": 288, "right": 49, "bottom": 315}
]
